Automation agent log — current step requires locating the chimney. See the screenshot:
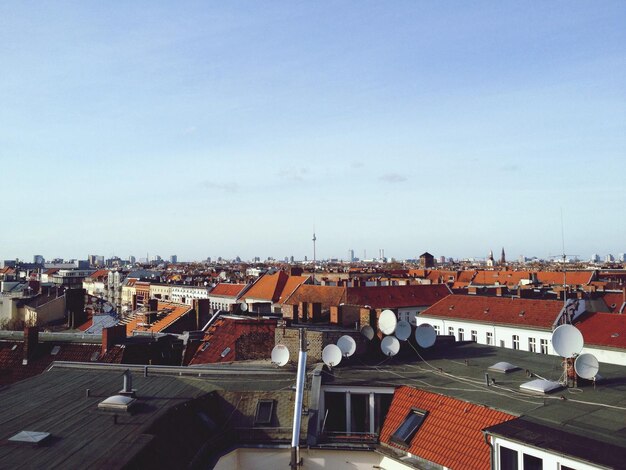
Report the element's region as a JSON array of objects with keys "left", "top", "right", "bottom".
[
  {"left": 23, "top": 326, "right": 39, "bottom": 365},
  {"left": 148, "top": 298, "right": 158, "bottom": 312},
  {"left": 102, "top": 325, "right": 127, "bottom": 356}
]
